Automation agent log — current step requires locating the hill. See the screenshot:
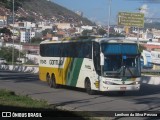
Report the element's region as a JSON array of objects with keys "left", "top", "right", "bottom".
[
  {"left": 144, "top": 22, "right": 160, "bottom": 30},
  {"left": 0, "top": 0, "right": 94, "bottom": 26}
]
